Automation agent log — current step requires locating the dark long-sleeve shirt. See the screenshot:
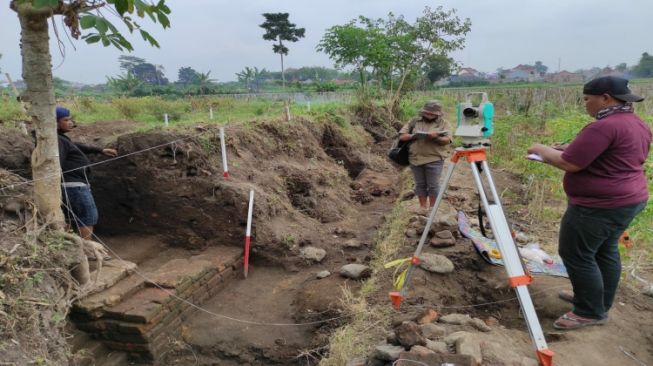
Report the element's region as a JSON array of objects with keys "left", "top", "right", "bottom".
[{"left": 58, "top": 132, "right": 103, "bottom": 184}]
